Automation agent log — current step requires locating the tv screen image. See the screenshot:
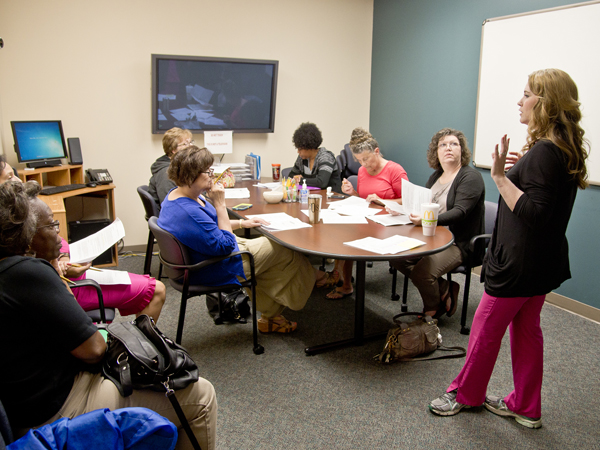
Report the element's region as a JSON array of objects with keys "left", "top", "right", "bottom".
[
  {"left": 151, "top": 54, "right": 279, "bottom": 134},
  {"left": 11, "top": 120, "right": 68, "bottom": 168}
]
